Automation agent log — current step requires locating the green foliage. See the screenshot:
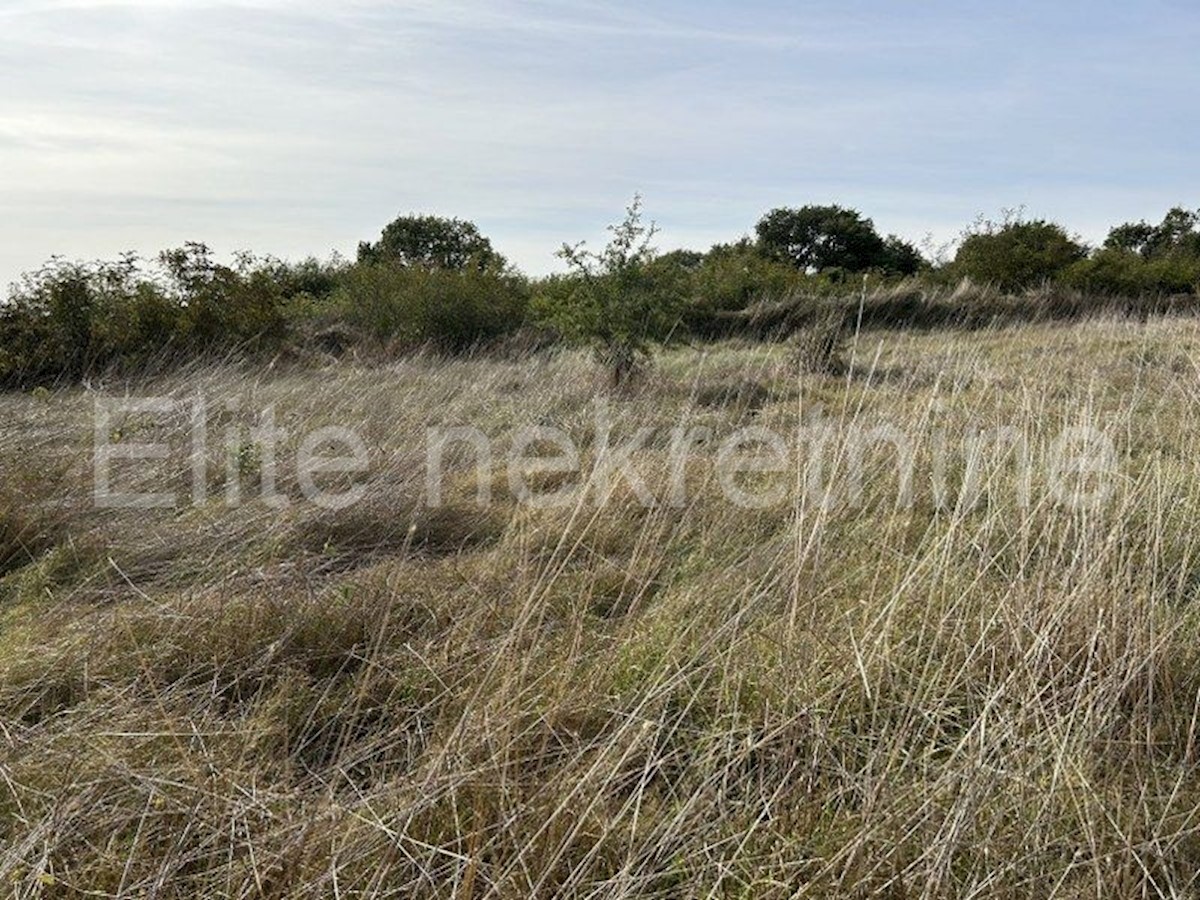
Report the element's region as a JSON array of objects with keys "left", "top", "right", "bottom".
[
  {"left": 533, "top": 196, "right": 685, "bottom": 384},
  {"left": 322, "top": 263, "right": 530, "bottom": 351},
  {"left": 755, "top": 204, "right": 921, "bottom": 275},
  {"left": 1058, "top": 207, "right": 1200, "bottom": 297},
  {"left": 686, "top": 240, "right": 805, "bottom": 315},
  {"left": 951, "top": 213, "right": 1086, "bottom": 291},
  {"left": 0, "top": 246, "right": 337, "bottom": 386},
  {"left": 265, "top": 254, "right": 347, "bottom": 299},
  {"left": 1105, "top": 207, "right": 1200, "bottom": 260},
  {"left": 0, "top": 255, "right": 173, "bottom": 385},
  {"left": 1105, "top": 221, "right": 1157, "bottom": 258},
  {"left": 5, "top": 199, "right": 1199, "bottom": 390},
  {"left": 1061, "top": 248, "right": 1200, "bottom": 297},
  {"left": 357, "top": 214, "right": 504, "bottom": 271},
  {"left": 158, "top": 243, "right": 291, "bottom": 349},
  {"left": 880, "top": 234, "right": 926, "bottom": 276}
]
